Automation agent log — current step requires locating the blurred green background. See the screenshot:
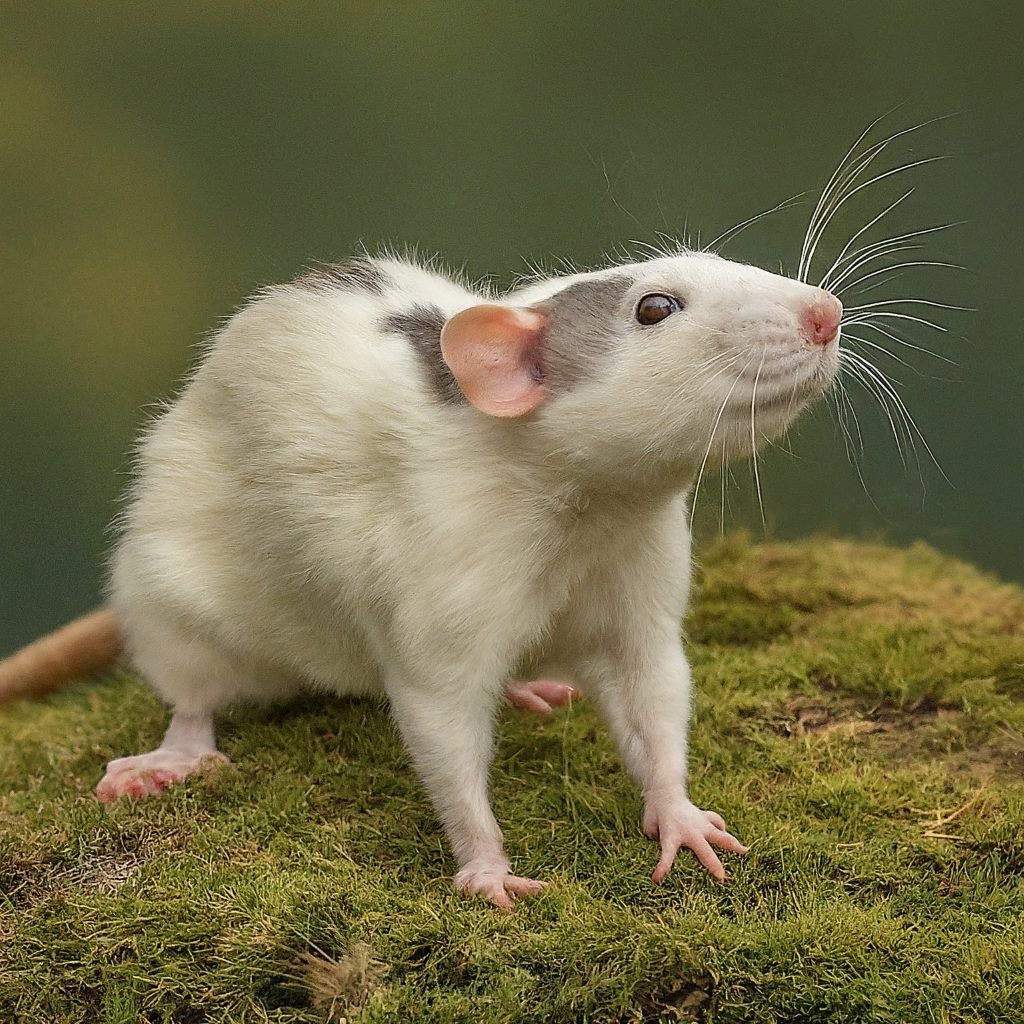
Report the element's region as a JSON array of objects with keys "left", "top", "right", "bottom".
[{"left": 2, "top": 2, "right": 1021, "bottom": 655}]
